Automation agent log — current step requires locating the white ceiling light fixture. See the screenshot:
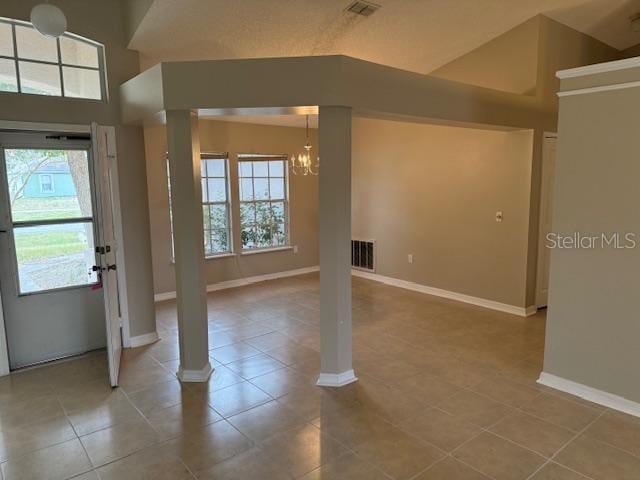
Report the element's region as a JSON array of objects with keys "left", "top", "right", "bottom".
[{"left": 30, "top": 3, "right": 67, "bottom": 38}]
